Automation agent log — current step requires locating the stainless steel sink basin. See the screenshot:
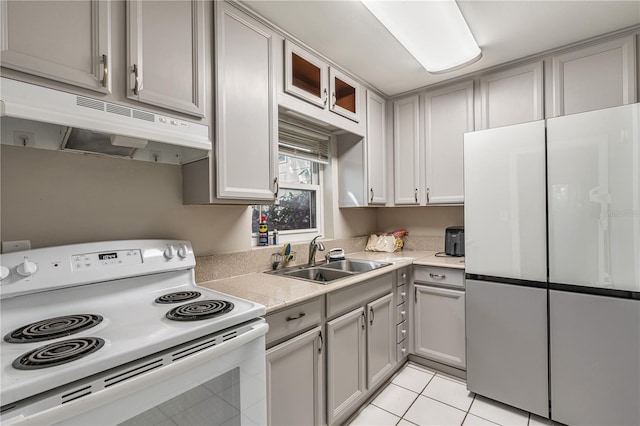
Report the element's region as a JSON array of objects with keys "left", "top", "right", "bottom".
[
  {"left": 283, "top": 267, "right": 353, "bottom": 282},
  {"left": 320, "top": 259, "right": 391, "bottom": 273},
  {"left": 267, "top": 259, "right": 391, "bottom": 284}
]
